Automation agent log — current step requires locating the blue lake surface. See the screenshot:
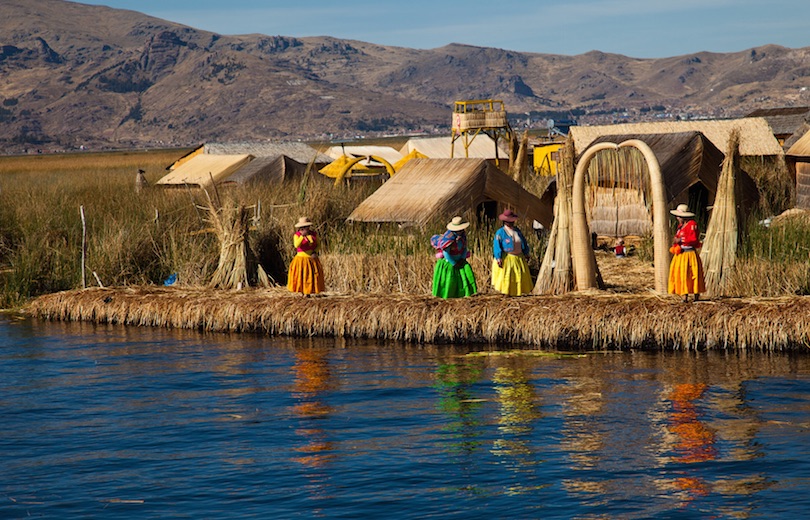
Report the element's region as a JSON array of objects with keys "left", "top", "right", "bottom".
[{"left": 3, "top": 314, "right": 810, "bottom": 519}]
